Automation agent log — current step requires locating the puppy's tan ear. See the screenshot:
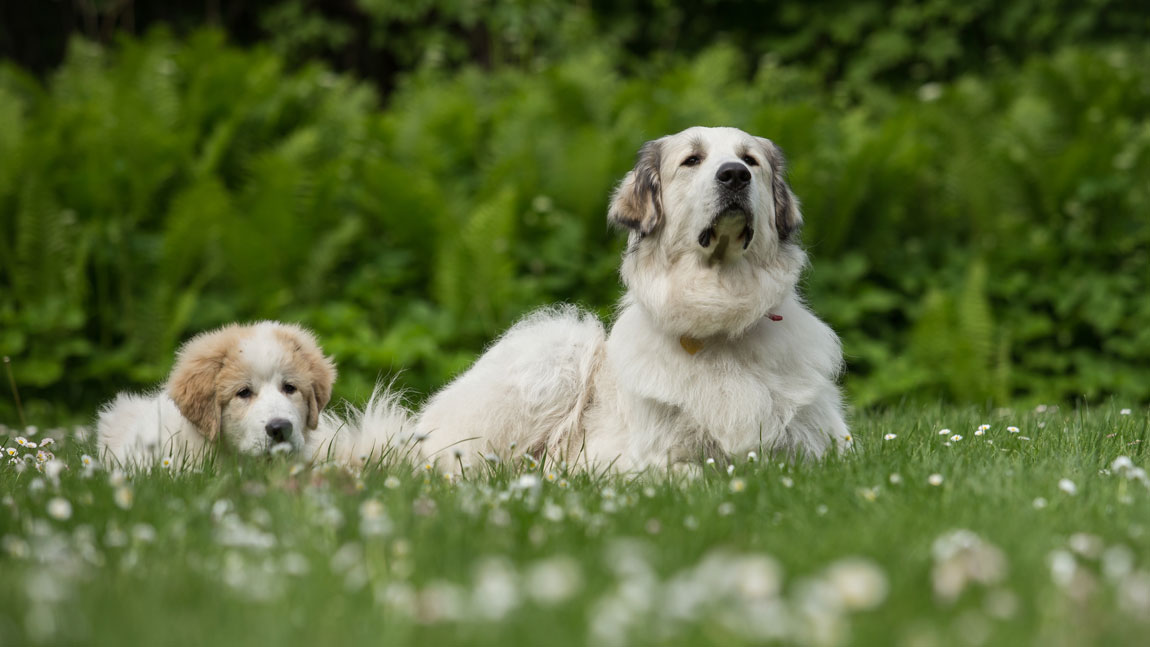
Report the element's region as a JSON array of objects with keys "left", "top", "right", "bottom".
[
  {"left": 760, "top": 138, "right": 803, "bottom": 242},
  {"left": 276, "top": 325, "right": 337, "bottom": 430},
  {"left": 166, "top": 328, "right": 231, "bottom": 440},
  {"left": 609, "top": 139, "right": 664, "bottom": 236}
]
